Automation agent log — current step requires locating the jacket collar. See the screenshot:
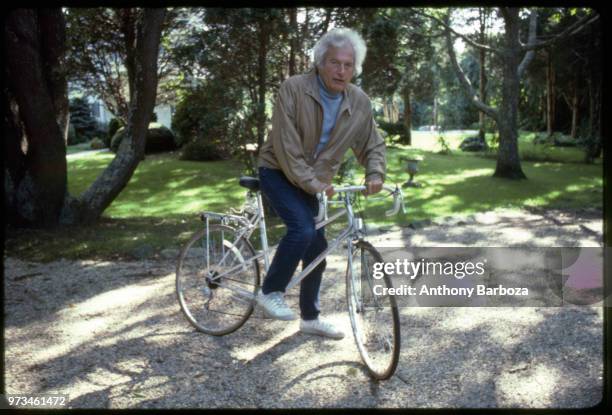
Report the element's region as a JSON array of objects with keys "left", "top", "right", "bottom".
[{"left": 304, "top": 69, "right": 353, "bottom": 117}]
